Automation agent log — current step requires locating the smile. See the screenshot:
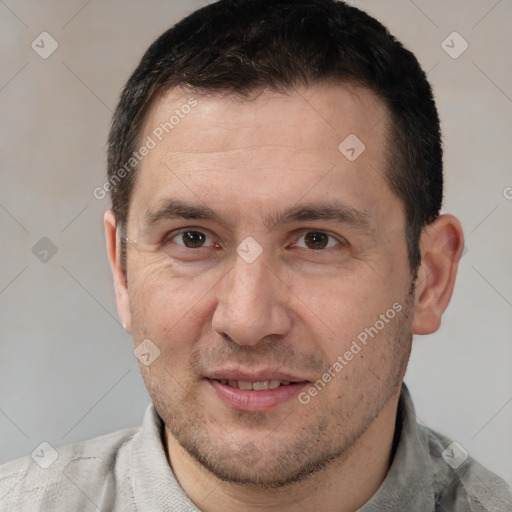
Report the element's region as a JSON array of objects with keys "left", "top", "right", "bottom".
[
  {"left": 206, "top": 377, "right": 309, "bottom": 412},
  {"left": 216, "top": 379, "right": 293, "bottom": 390}
]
